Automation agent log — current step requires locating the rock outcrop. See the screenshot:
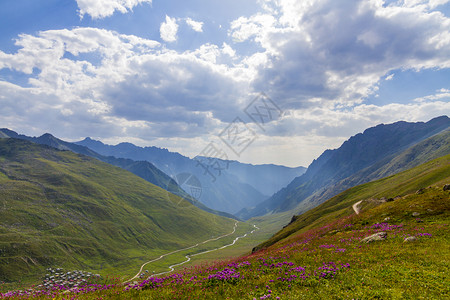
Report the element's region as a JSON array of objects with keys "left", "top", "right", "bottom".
[{"left": 361, "top": 232, "right": 387, "bottom": 243}]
